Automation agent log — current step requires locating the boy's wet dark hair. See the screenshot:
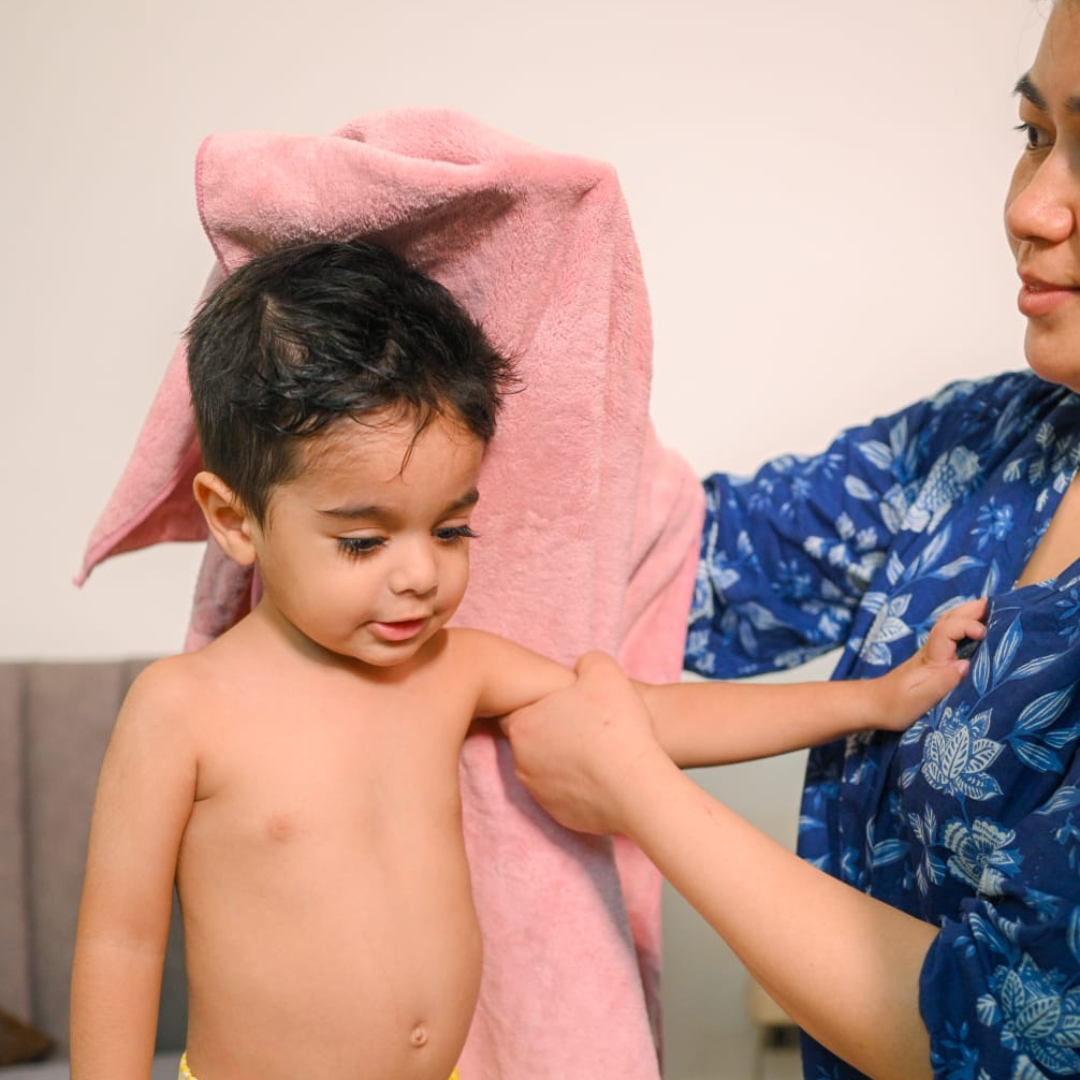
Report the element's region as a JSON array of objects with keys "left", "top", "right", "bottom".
[{"left": 186, "top": 239, "right": 514, "bottom": 523}]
